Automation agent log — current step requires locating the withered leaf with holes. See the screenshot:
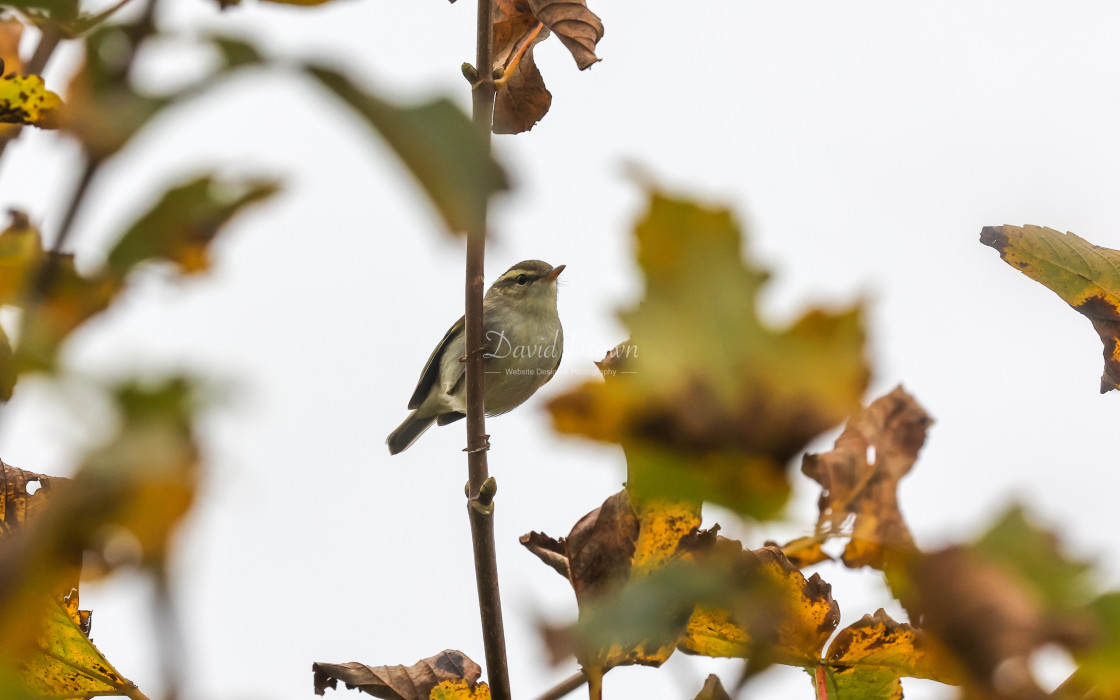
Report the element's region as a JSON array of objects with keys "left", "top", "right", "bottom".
[{"left": 796, "top": 386, "right": 929, "bottom": 570}]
